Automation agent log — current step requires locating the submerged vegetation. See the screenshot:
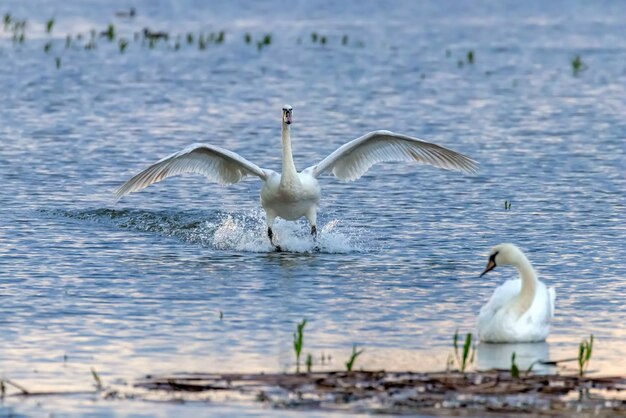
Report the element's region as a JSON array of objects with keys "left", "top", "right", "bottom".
[
  {"left": 578, "top": 334, "right": 594, "bottom": 376},
  {"left": 0, "top": 8, "right": 363, "bottom": 70},
  {"left": 450, "top": 330, "right": 475, "bottom": 372},
  {"left": 293, "top": 318, "right": 307, "bottom": 372}
]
